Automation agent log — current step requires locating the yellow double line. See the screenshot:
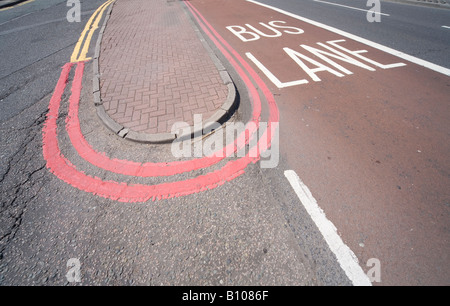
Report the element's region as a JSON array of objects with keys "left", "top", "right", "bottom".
[
  {"left": 0, "top": 0, "right": 35, "bottom": 12},
  {"left": 70, "top": 0, "right": 114, "bottom": 63}
]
